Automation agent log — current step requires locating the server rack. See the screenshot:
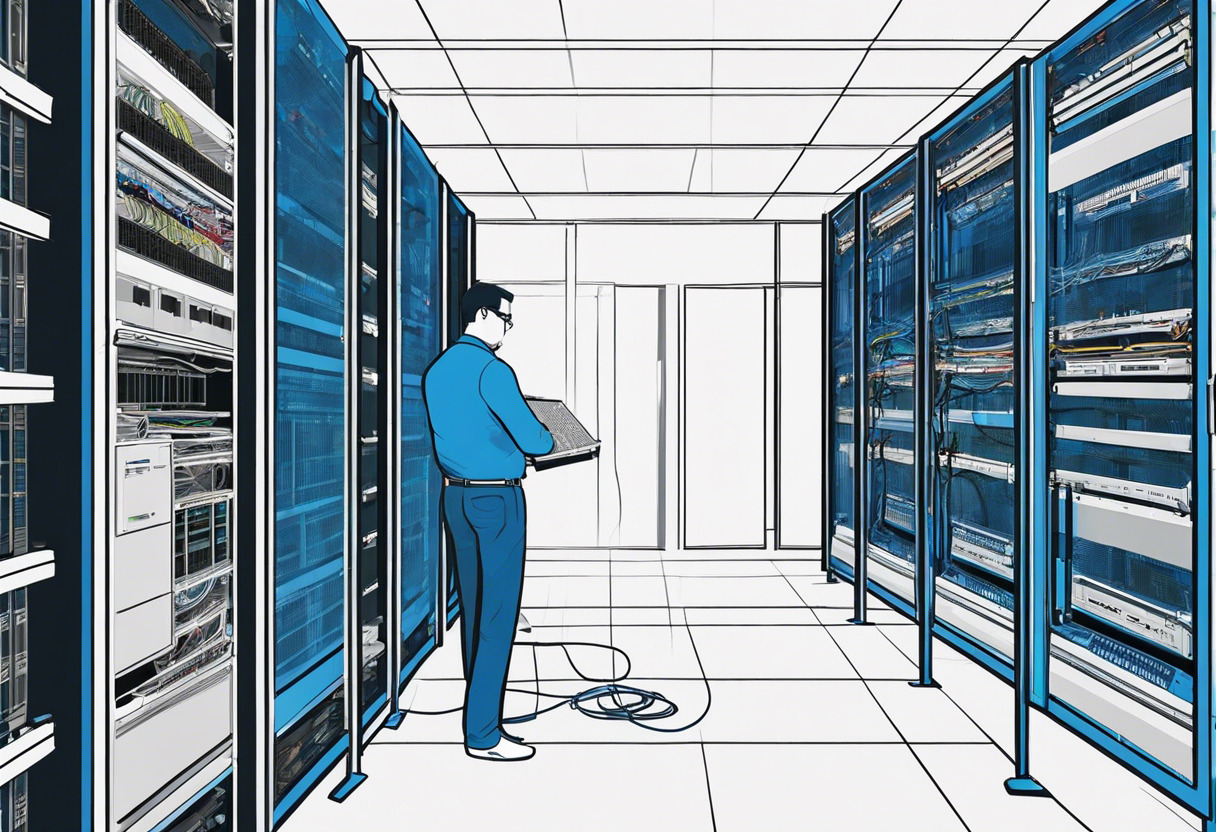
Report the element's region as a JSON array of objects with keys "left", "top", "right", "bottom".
[
  {"left": 98, "top": 0, "right": 237, "bottom": 829},
  {"left": 922, "top": 71, "right": 1023, "bottom": 675},
  {"left": 269, "top": 0, "right": 347, "bottom": 822},
  {"left": 823, "top": 197, "right": 857, "bottom": 585},
  {"left": 0, "top": 8, "right": 56, "bottom": 831},
  {"left": 395, "top": 121, "right": 441, "bottom": 690},
  {"left": 442, "top": 186, "right": 472, "bottom": 629},
  {"left": 856, "top": 152, "right": 919, "bottom": 617},
  {"left": 1034, "top": 0, "right": 1213, "bottom": 815}
]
